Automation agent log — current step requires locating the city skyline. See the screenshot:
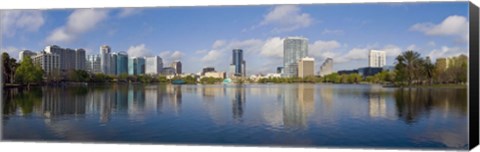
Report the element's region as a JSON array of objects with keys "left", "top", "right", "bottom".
[{"left": 1, "top": 2, "right": 469, "bottom": 74}]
